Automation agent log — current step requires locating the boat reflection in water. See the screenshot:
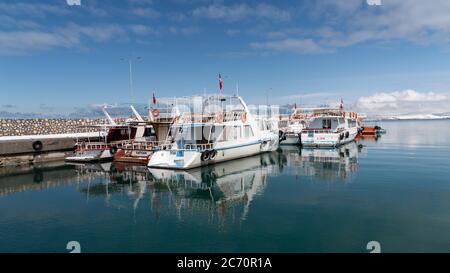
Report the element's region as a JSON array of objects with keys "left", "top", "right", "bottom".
[
  {"left": 281, "top": 141, "right": 361, "bottom": 182},
  {"left": 148, "top": 152, "right": 279, "bottom": 222},
  {"left": 0, "top": 141, "right": 363, "bottom": 228},
  {"left": 72, "top": 142, "right": 361, "bottom": 222},
  {"left": 73, "top": 153, "right": 280, "bottom": 226}
]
